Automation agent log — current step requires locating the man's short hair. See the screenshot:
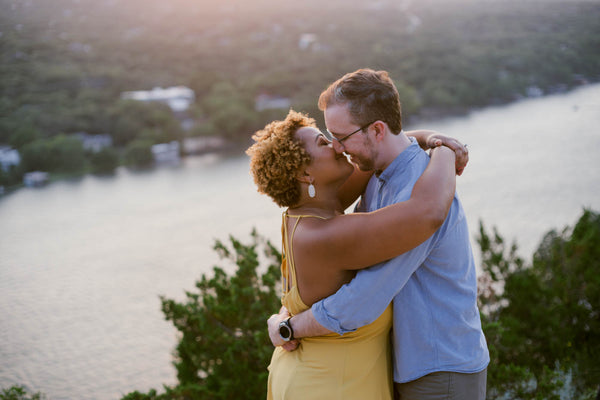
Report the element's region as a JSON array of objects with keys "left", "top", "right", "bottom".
[{"left": 318, "top": 68, "right": 403, "bottom": 134}]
